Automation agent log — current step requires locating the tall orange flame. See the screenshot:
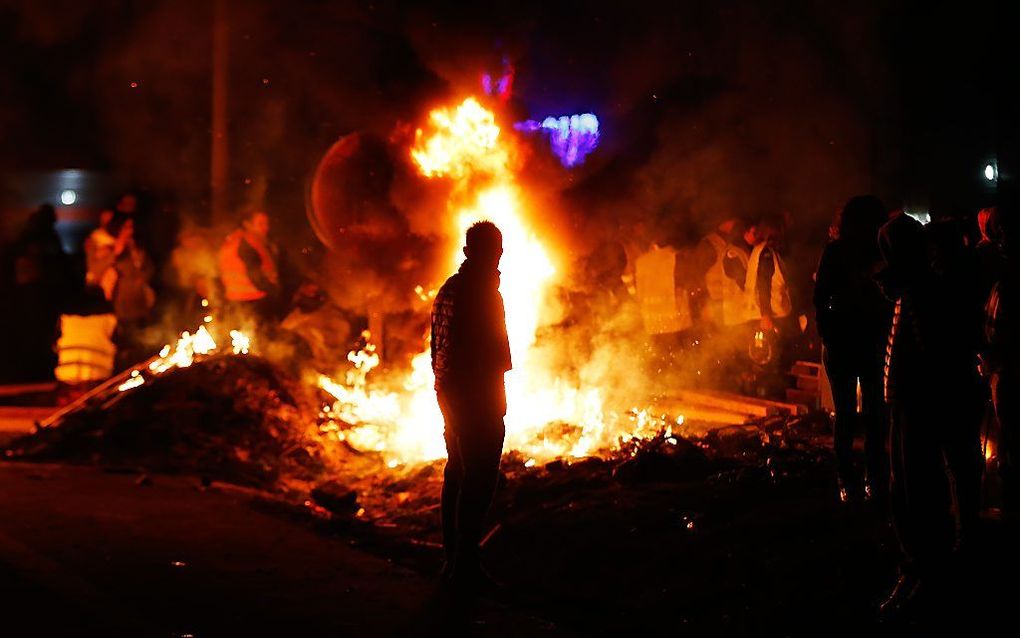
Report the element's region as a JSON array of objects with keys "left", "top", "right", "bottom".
[{"left": 318, "top": 97, "right": 674, "bottom": 465}]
